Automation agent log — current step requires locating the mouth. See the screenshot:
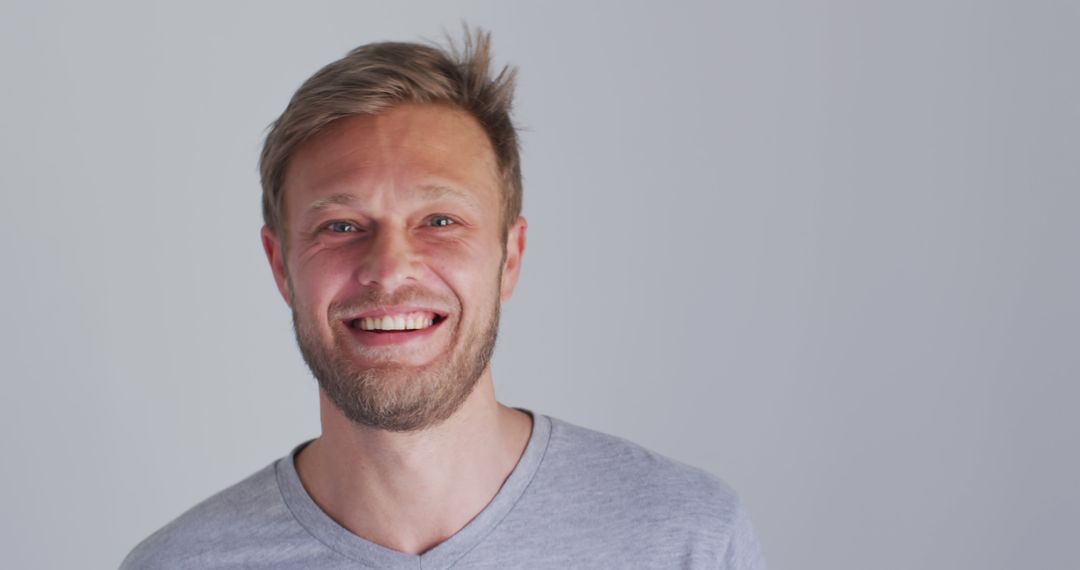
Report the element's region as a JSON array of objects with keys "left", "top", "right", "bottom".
[{"left": 347, "top": 311, "right": 447, "bottom": 333}]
